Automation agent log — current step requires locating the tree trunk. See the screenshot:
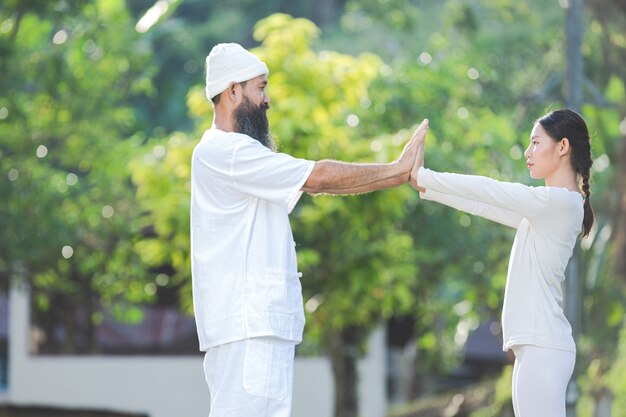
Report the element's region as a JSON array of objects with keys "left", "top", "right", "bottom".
[
  {"left": 611, "top": 133, "right": 626, "bottom": 279},
  {"left": 313, "top": 0, "right": 346, "bottom": 28},
  {"left": 593, "top": 388, "right": 614, "bottom": 417},
  {"left": 324, "top": 327, "right": 367, "bottom": 417}
]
